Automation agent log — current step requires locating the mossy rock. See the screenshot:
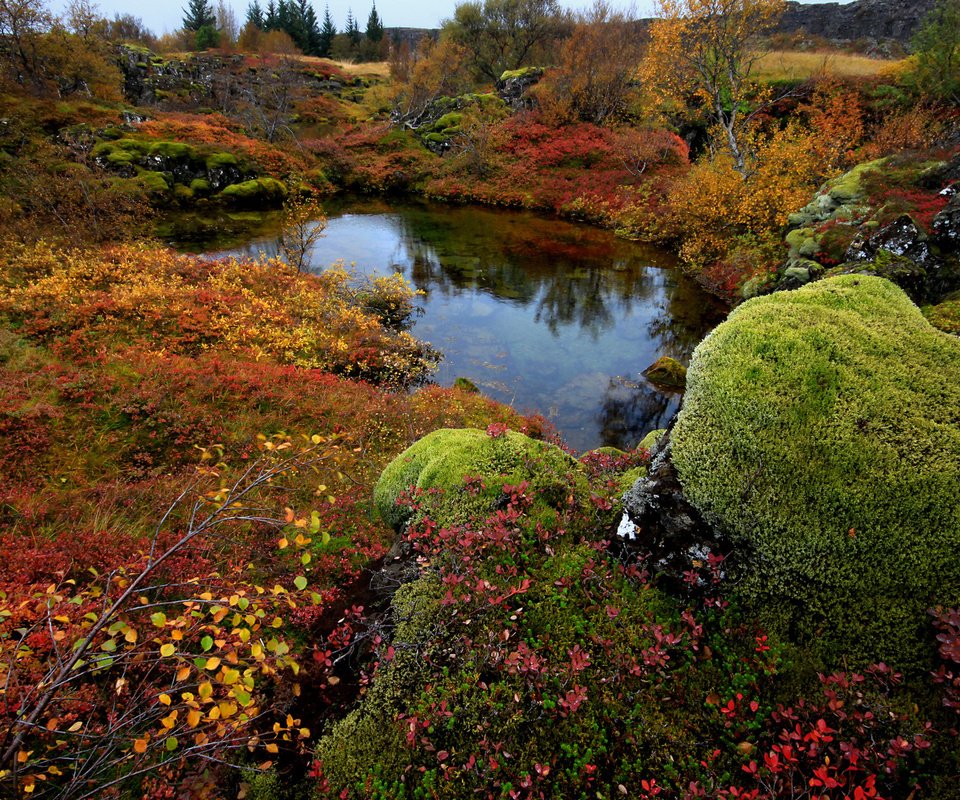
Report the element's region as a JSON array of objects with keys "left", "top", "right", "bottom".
[
  {"left": 638, "top": 429, "right": 666, "bottom": 452},
  {"left": 498, "top": 66, "right": 543, "bottom": 81},
  {"left": 642, "top": 355, "right": 687, "bottom": 388},
  {"left": 135, "top": 169, "right": 170, "bottom": 194},
  {"left": 314, "top": 577, "right": 442, "bottom": 791},
  {"left": 452, "top": 376, "right": 480, "bottom": 393},
  {"left": 672, "top": 275, "right": 960, "bottom": 672},
  {"left": 825, "top": 159, "right": 886, "bottom": 204},
  {"left": 786, "top": 160, "right": 885, "bottom": 228},
  {"left": 148, "top": 141, "right": 196, "bottom": 160},
  {"left": 373, "top": 428, "right": 587, "bottom": 531},
  {"left": 218, "top": 177, "right": 287, "bottom": 206},
  {"left": 205, "top": 151, "right": 238, "bottom": 170},
  {"left": 189, "top": 178, "right": 211, "bottom": 195}
]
